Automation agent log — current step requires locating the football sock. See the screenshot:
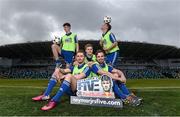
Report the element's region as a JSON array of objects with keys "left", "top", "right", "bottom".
[
  {"left": 119, "top": 83, "right": 130, "bottom": 95},
  {"left": 52, "top": 80, "right": 71, "bottom": 102},
  {"left": 44, "top": 76, "right": 57, "bottom": 96},
  {"left": 55, "top": 58, "right": 62, "bottom": 67}
]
